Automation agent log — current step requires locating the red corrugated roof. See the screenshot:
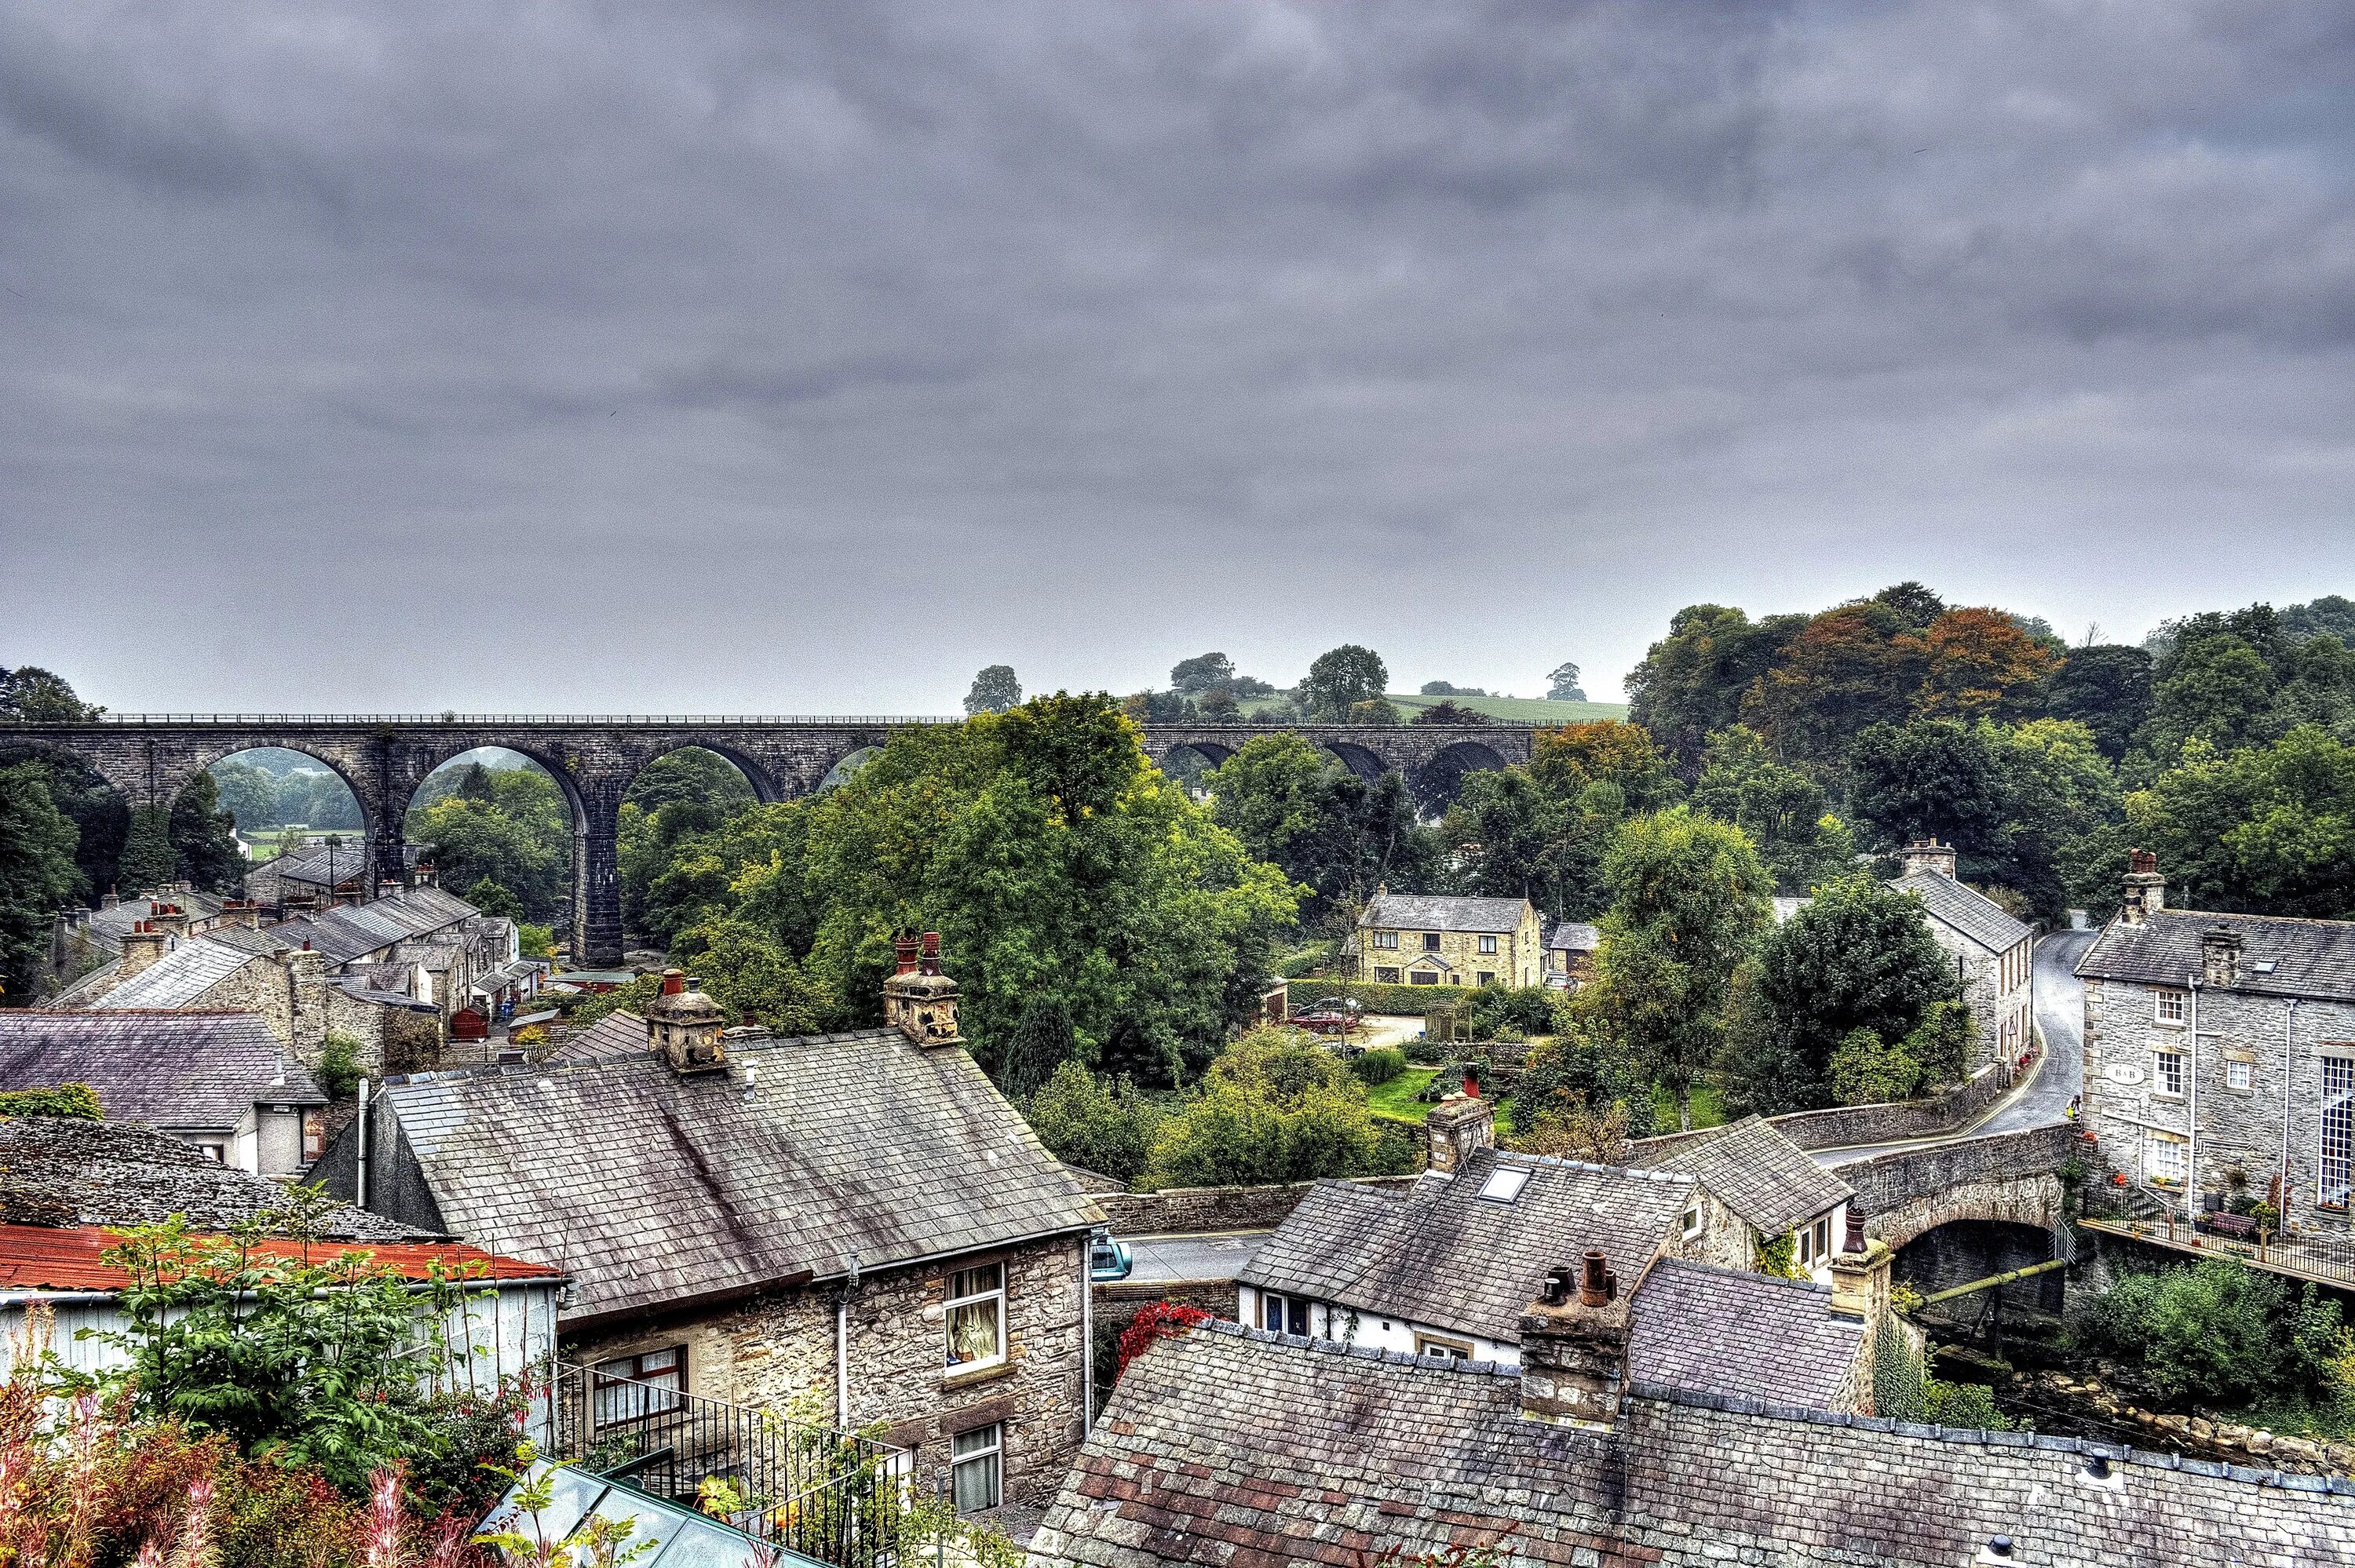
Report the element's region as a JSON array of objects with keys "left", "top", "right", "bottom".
[{"left": 0, "top": 1224, "right": 562, "bottom": 1294}]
